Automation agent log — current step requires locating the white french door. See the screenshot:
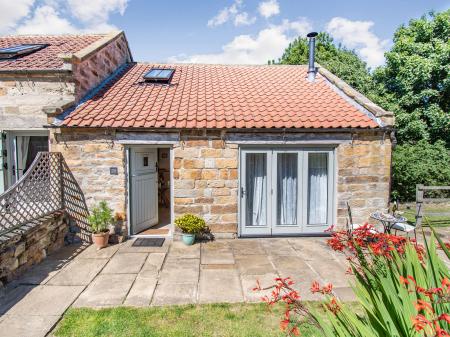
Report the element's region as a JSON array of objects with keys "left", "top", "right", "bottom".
[
  {"left": 240, "top": 148, "right": 335, "bottom": 237},
  {"left": 3, "top": 131, "right": 49, "bottom": 189}
]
